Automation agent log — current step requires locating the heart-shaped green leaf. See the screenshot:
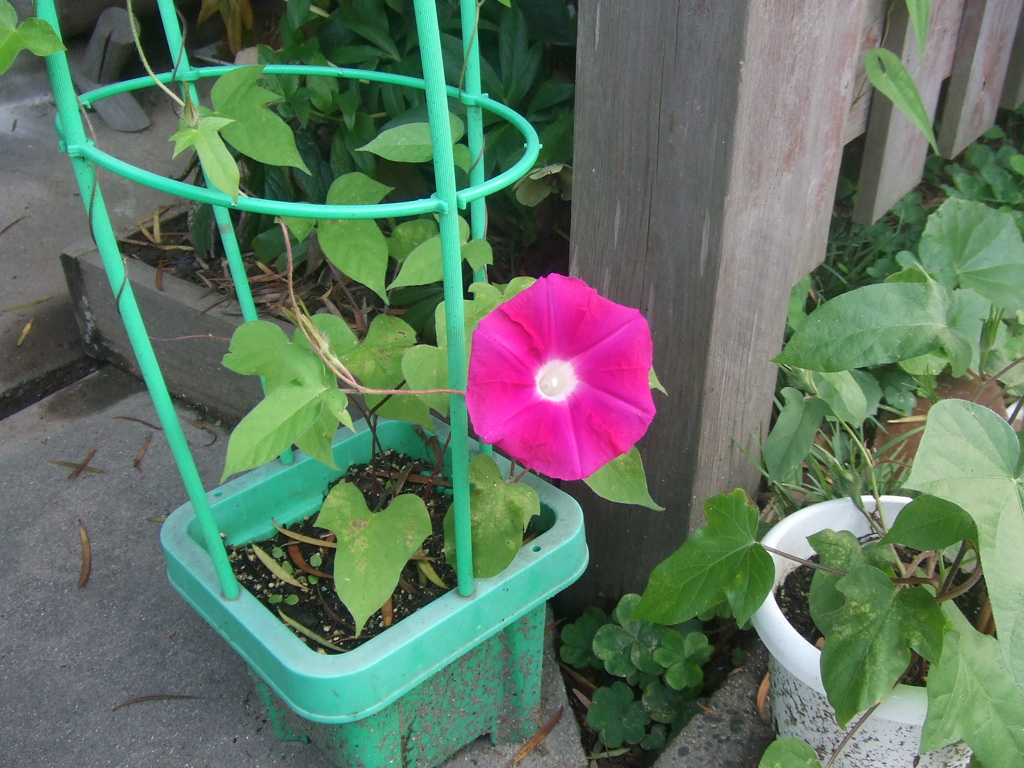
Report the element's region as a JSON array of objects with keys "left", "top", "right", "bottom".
[
  {"left": 907, "top": 398, "right": 1024, "bottom": 694},
  {"left": 922, "top": 603, "right": 1024, "bottom": 768},
  {"left": 758, "top": 738, "right": 823, "bottom": 768},
  {"left": 401, "top": 344, "right": 449, "bottom": 415},
  {"left": 775, "top": 280, "right": 971, "bottom": 375},
  {"left": 443, "top": 454, "right": 538, "bottom": 578},
  {"left": 918, "top": 198, "right": 1024, "bottom": 311},
  {"left": 586, "top": 682, "right": 649, "bottom": 749},
  {"left": 223, "top": 380, "right": 325, "bottom": 478},
  {"left": 880, "top": 494, "right": 977, "bottom": 551},
  {"left": 316, "top": 481, "right": 430, "bottom": 636}
]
